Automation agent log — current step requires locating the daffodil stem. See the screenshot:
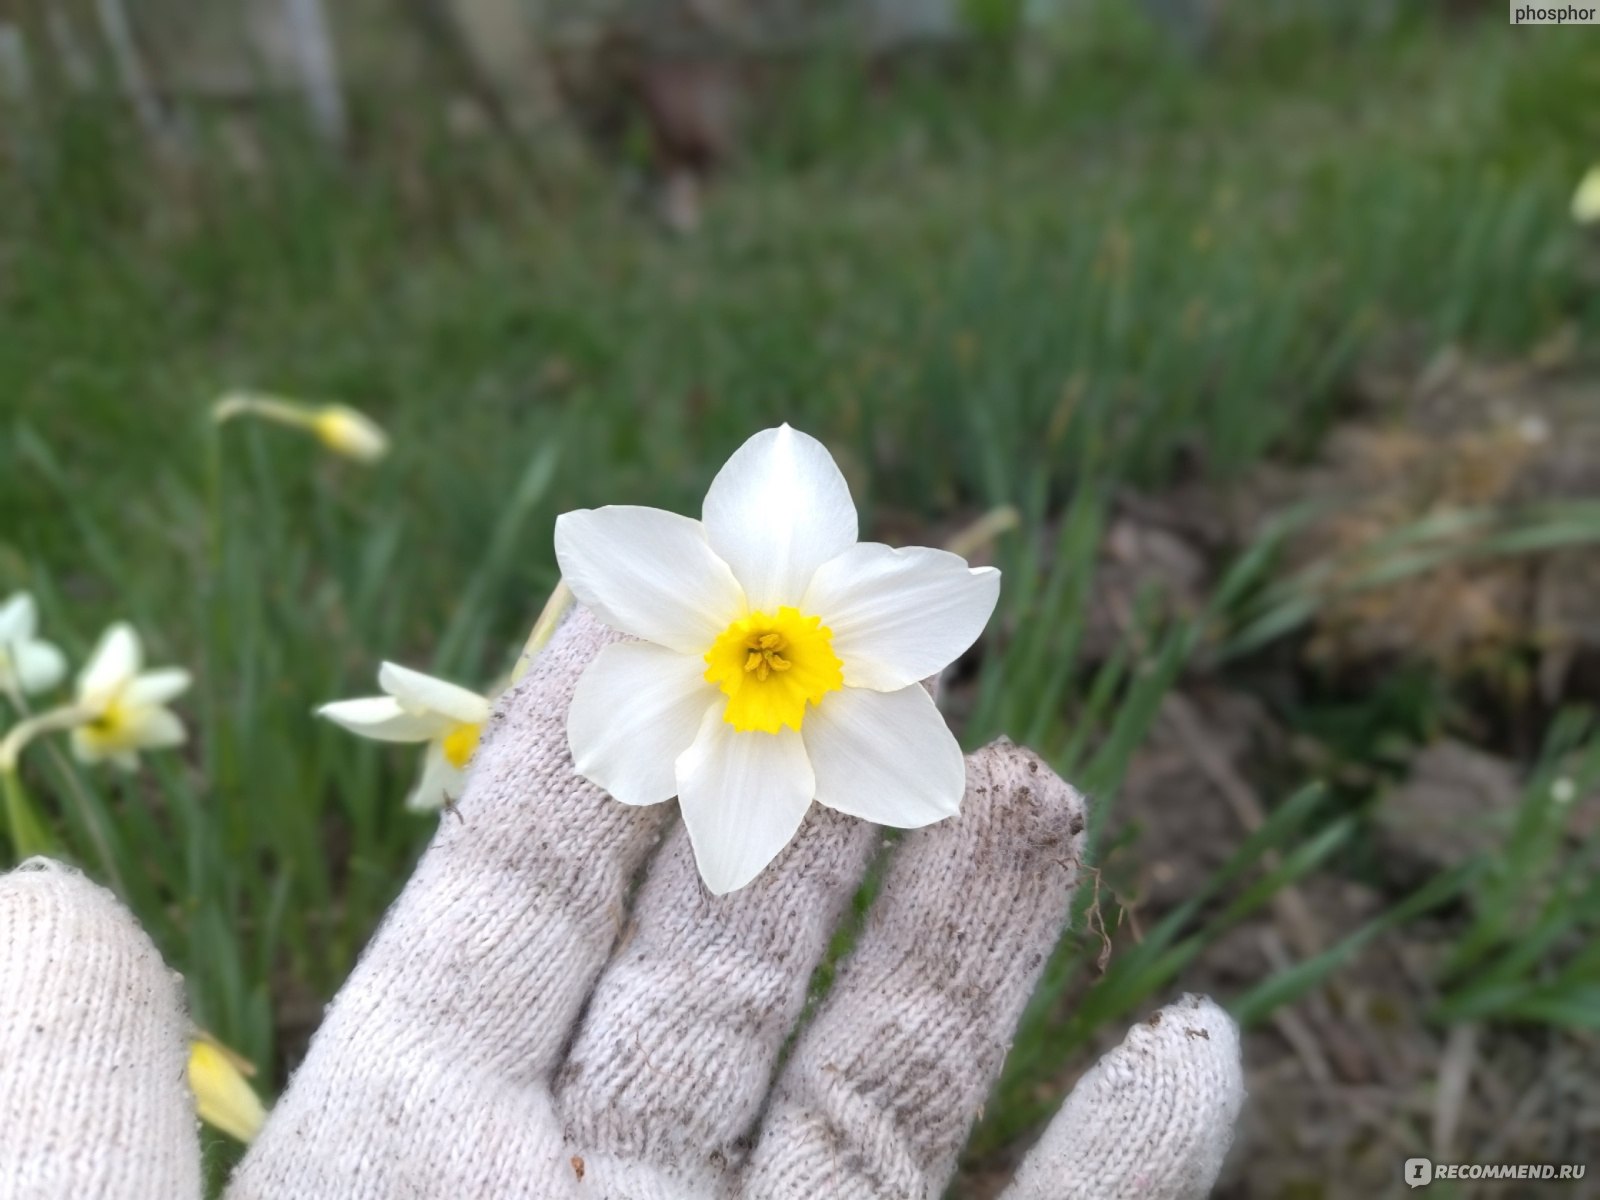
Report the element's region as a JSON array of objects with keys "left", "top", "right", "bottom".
[
  {"left": 0, "top": 704, "right": 94, "bottom": 773},
  {"left": 1, "top": 767, "right": 56, "bottom": 860},
  {"left": 39, "top": 738, "right": 127, "bottom": 898},
  {"left": 512, "top": 580, "right": 574, "bottom": 684},
  {"left": 212, "top": 393, "right": 318, "bottom": 433}
]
